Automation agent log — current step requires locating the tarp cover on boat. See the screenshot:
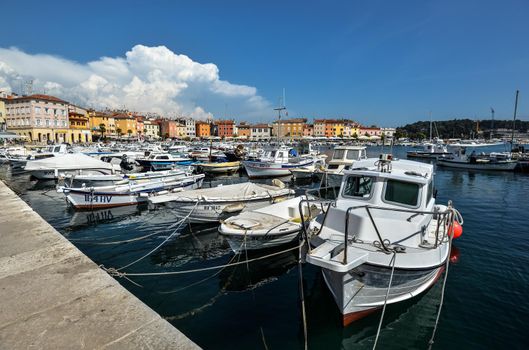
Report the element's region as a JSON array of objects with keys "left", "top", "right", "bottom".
[
  {"left": 24, "top": 153, "right": 116, "bottom": 171},
  {"left": 149, "top": 182, "right": 293, "bottom": 204}
]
